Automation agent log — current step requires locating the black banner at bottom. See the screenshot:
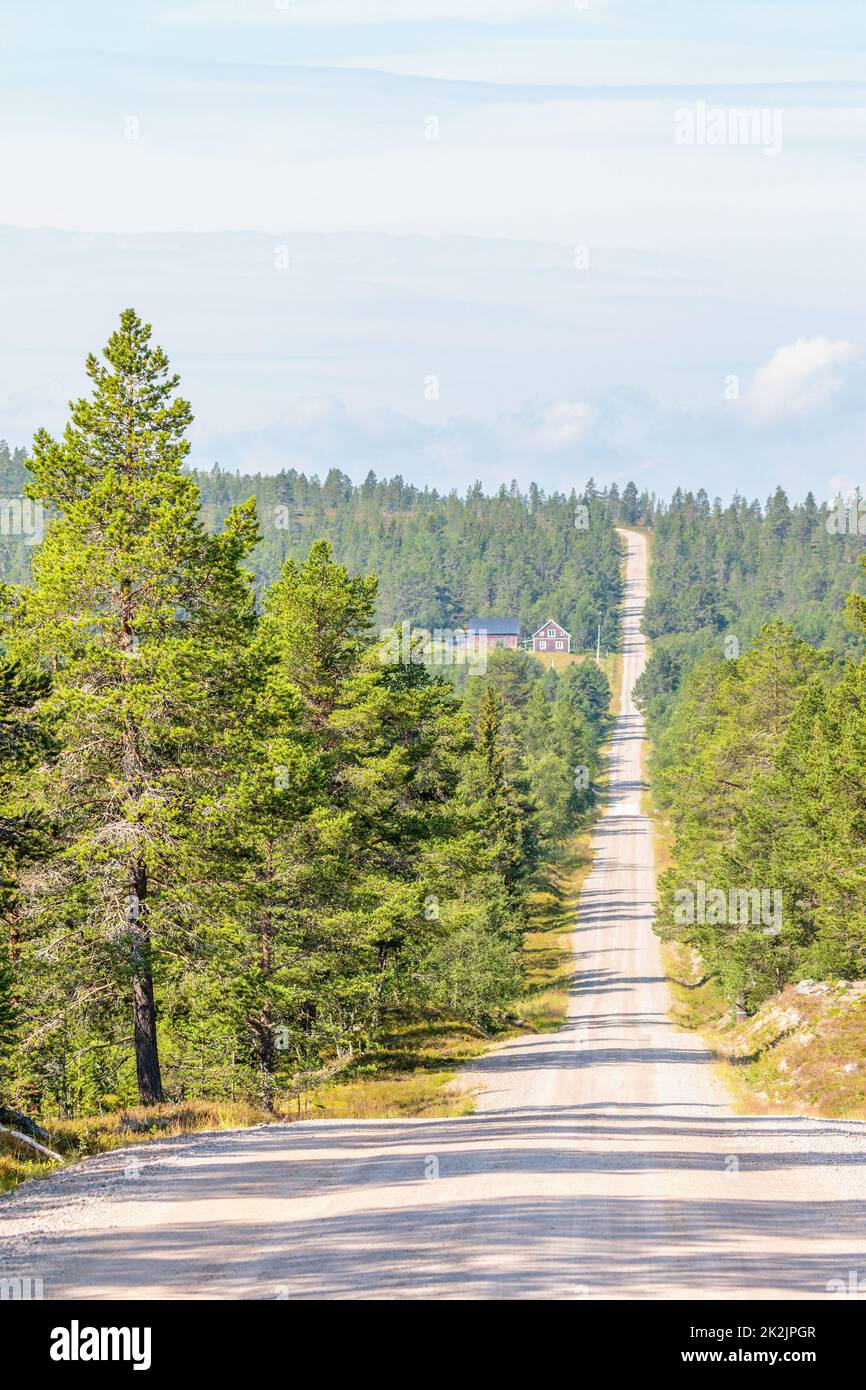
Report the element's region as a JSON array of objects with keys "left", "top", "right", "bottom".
[{"left": 1, "top": 1297, "right": 858, "bottom": 1377}]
